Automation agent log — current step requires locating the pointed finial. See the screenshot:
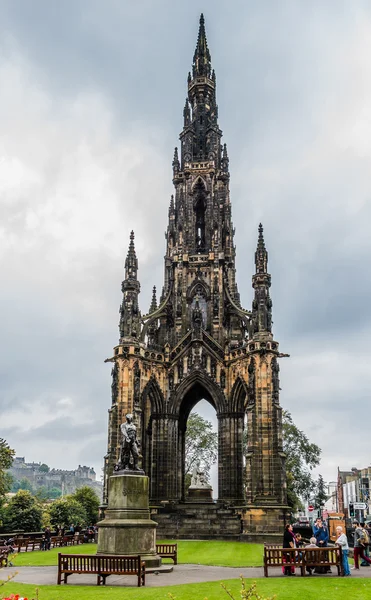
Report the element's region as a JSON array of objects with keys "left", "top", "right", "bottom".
[
  {"left": 170, "top": 194, "right": 174, "bottom": 210},
  {"left": 183, "top": 98, "right": 191, "bottom": 125},
  {"left": 149, "top": 285, "right": 157, "bottom": 313},
  {"left": 255, "top": 223, "right": 268, "bottom": 273},
  {"left": 128, "top": 230, "right": 136, "bottom": 255},
  {"left": 222, "top": 143, "right": 229, "bottom": 160},
  {"left": 258, "top": 223, "right": 265, "bottom": 248},
  {"left": 172, "top": 147, "right": 180, "bottom": 174},
  {"left": 125, "top": 230, "right": 138, "bottom": 279},
  {"left": 193, "top": 13, "right": 211, "bottom": 77}
]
